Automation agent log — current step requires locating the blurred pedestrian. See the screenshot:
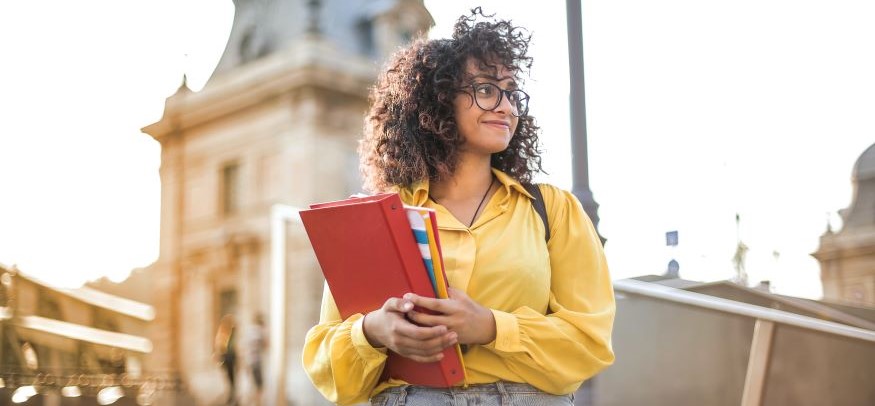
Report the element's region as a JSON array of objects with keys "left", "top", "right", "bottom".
[
  {"left": 214, "top": 314, "right": 237, "bottom": 405},
  {"left": 245, "top": 313, "right": 268, "bottom": 404}
]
